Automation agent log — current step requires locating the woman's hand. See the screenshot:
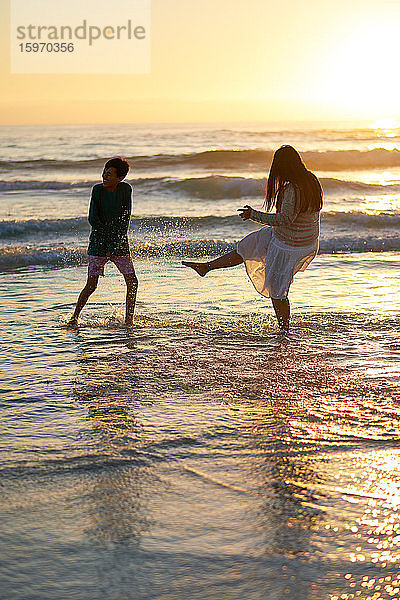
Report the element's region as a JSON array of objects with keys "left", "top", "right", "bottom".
[{"left": 237, "top": 205, "right": 252, "bottom": 221}]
